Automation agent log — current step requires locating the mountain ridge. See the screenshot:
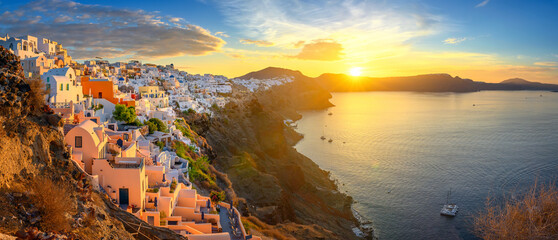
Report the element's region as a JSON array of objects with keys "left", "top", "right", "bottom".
[{"left": 237, "top": 67, "right": 558, "bottom": 92}]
